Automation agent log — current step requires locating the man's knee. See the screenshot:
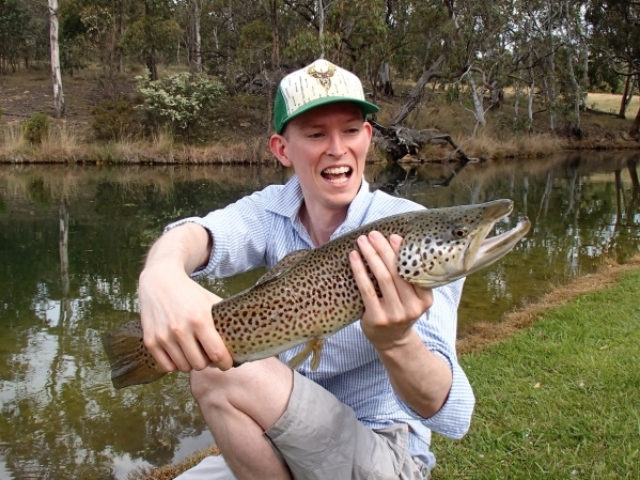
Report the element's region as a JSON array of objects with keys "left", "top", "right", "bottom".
[
  {"left": 189, "top": 366, "right": 227, "bottom": 406},
  {"left": 189, "top": 358, "right": 294, "bottom": 422}
]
